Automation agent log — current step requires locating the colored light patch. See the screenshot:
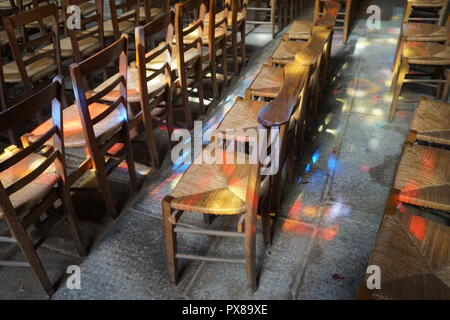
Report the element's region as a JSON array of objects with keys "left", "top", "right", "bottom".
[{"left": 409, "top": 215, "right": 426, "bottom": 241}]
